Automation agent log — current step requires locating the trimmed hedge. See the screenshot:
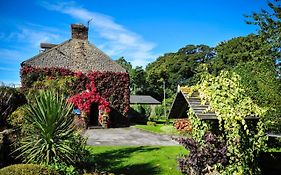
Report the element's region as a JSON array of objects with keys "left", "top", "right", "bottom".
[{"left": 0, "top": 164, "right": 59, "bottom": 175}]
